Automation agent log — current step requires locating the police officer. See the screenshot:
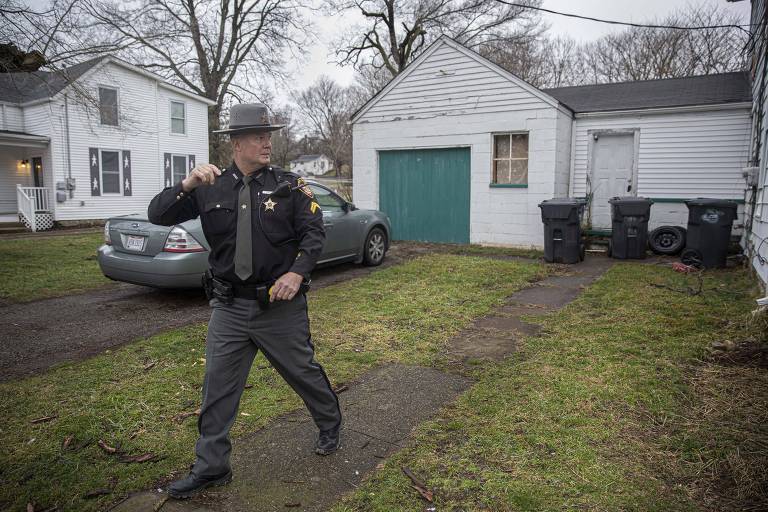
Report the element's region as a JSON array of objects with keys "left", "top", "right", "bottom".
[{"left": 148, "top": 103, "right": 342, "bottom": 500}]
